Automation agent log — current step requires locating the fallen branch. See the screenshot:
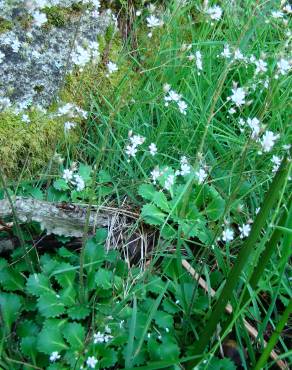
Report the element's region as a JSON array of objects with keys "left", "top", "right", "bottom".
[
  {"left": 182, "top": 259, "right": 287, "bottom": 370},
  {"left": 0, "top": 196, "right": 138, "bottom": 239}
]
